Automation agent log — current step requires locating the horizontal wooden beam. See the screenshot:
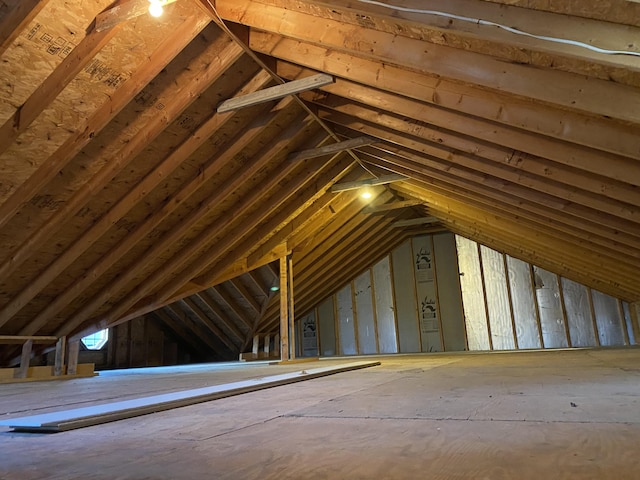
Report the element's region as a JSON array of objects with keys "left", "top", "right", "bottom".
[
  {"left": 217, "top": 73, "right": 333, "bottom": 113},
  {"left": 288, "top": 136, "right": 377, "bottom": 161},
  {"left": 331, "top": 173, "right": 408, "bottom": 192},
  {"left": 0, "top": 335, "right": 58, "bottom": 345},
  {"left": 237, "top": 3, "right": 640, "bottom": 124},
  {"left": 364, "top": 199, "right": 424, "bottom": 214},
  {"left": 392, "top": 217, "right": 440, "bottom": 227}
]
